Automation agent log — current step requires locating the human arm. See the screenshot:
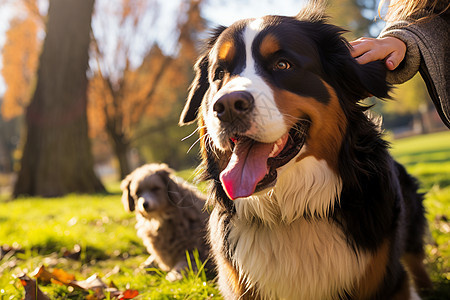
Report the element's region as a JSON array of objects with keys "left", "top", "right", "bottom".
[
  {"left": 351, "top": 15, "right": 450, "bottom": 128},
  {"left": 350, "top": 36, "right": 407, "bottom": 71}
]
